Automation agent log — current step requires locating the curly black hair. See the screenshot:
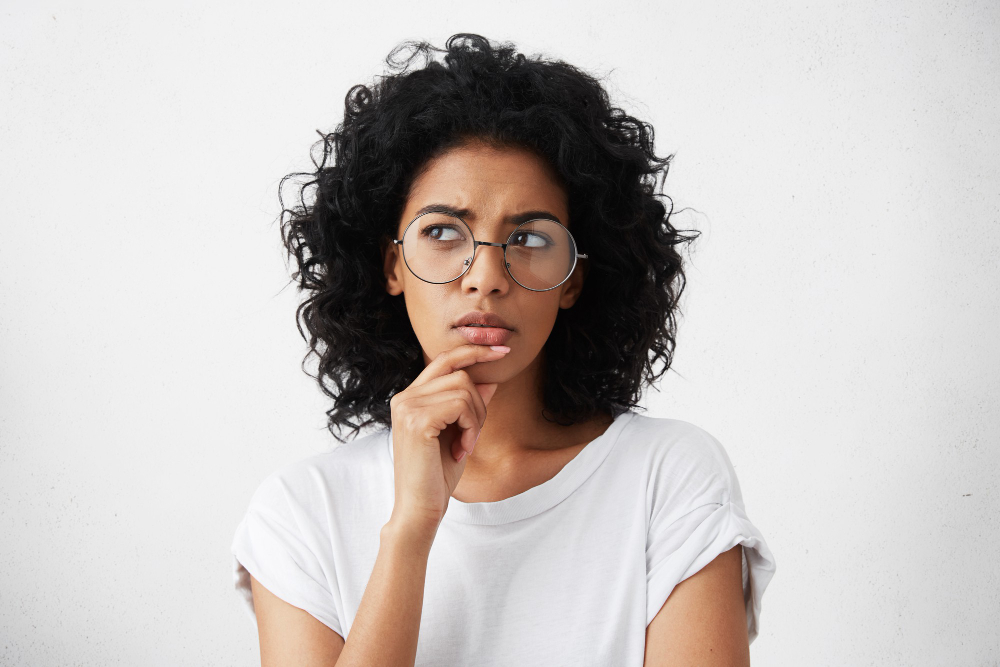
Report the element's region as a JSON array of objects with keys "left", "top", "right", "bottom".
[{"left": 277, "top": 33, "right": 700, "bottom": 444}]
